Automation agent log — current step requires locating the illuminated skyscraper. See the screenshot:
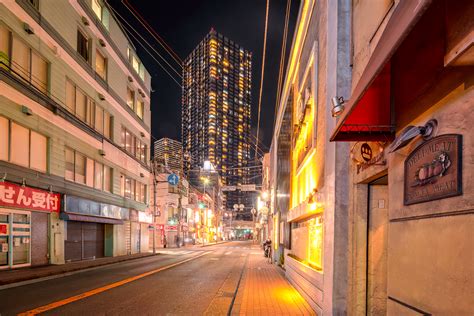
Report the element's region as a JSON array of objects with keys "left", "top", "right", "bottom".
[{"left": 182, "top": 29, "right": 252, "bottom": 211}]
